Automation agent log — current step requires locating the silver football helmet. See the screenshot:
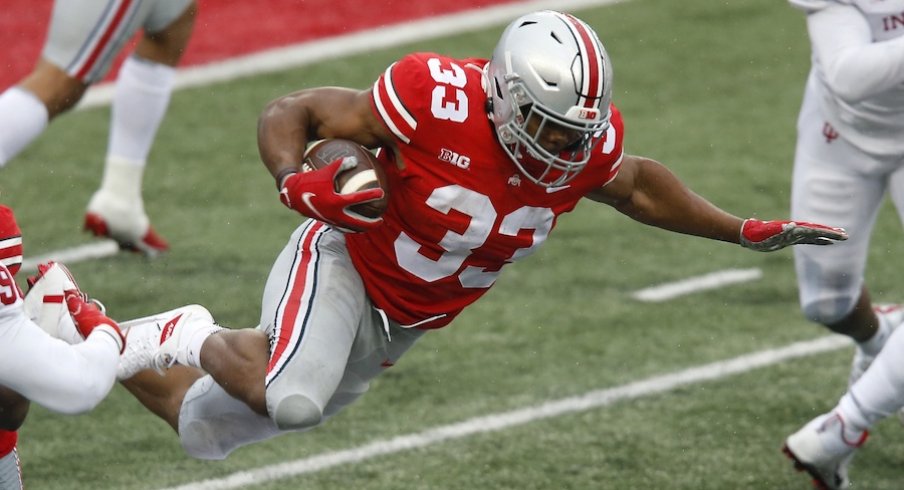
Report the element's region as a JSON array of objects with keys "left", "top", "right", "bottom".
[{"left": 486, "top": 11, "right": 613, "bottom": 187}]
